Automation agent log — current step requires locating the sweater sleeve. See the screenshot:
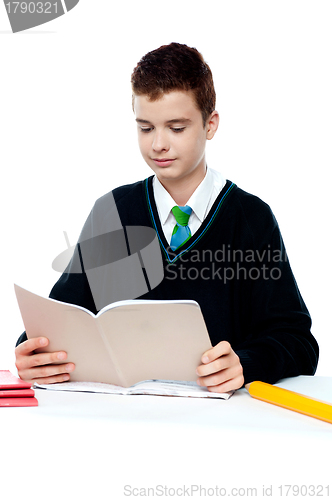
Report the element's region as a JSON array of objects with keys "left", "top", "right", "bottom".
[{"left": 233, "top": 206, "right": 319, "bottom": 384}]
